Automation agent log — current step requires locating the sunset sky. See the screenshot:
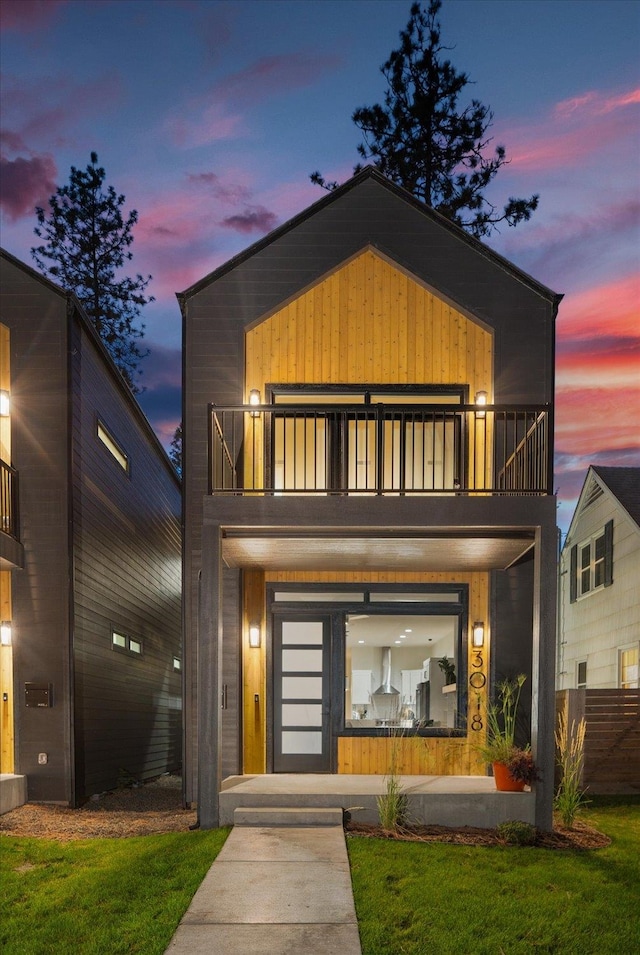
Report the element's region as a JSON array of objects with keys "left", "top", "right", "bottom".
[{"left": 1, "top": 0, "right": 638, "bottom": 533}]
